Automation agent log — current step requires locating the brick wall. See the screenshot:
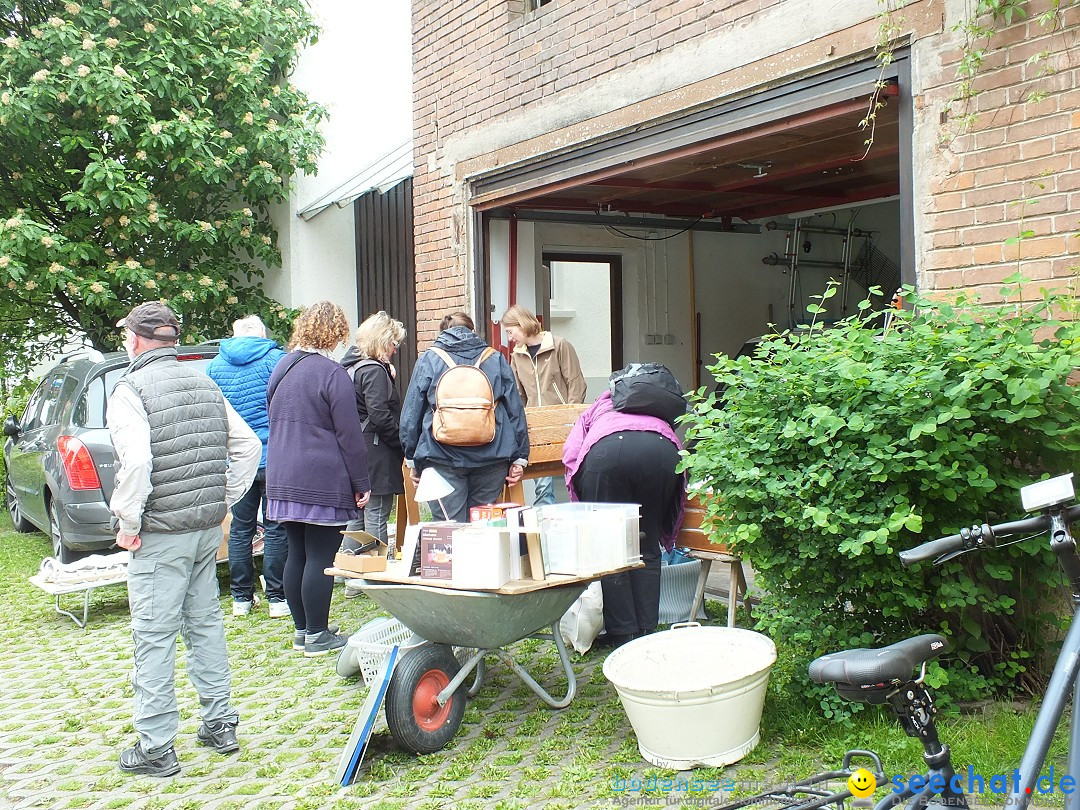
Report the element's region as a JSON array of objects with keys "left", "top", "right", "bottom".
[
  {"left": 918, "top": 0, "right": 1080, "bottom": 302},
  {"left": 413, "top": 0, "right": 1080, "bottom": 345},
  {"left": 412, "top": 0, "right": 784, "bottom": 345}
]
